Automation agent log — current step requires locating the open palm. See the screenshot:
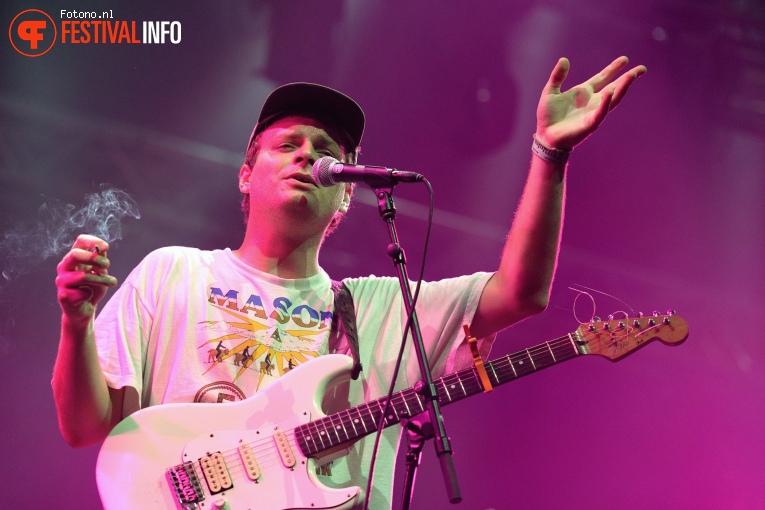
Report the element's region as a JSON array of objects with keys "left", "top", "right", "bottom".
[{"left": 536, "top": 57, "right": 647, "bottom": 150}]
